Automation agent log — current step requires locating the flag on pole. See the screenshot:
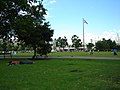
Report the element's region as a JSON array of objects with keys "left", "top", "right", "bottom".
[{"left": 83, "top": 19, "right": 88, "bottom": 24}]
